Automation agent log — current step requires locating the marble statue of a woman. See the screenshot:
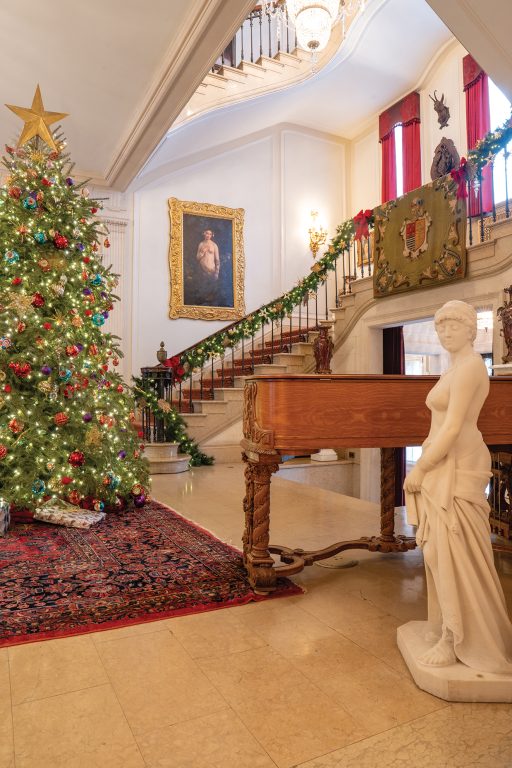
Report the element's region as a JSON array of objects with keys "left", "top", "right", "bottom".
[{"left": 403, "top": 300, "right": 512, "bottom": 675}]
